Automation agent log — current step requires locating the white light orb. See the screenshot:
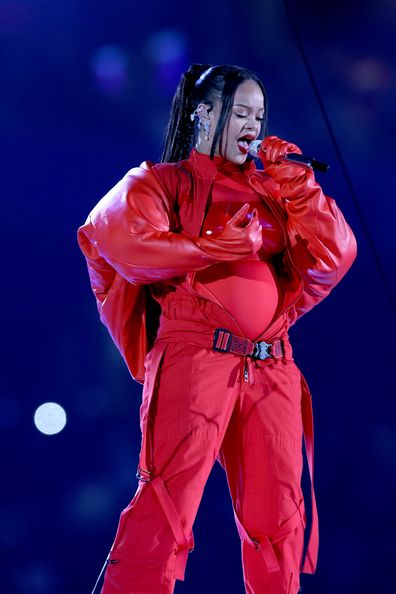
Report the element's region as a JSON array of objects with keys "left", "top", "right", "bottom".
[{"left": 34, "top": 402, "right": 67, "bottom": 435}]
